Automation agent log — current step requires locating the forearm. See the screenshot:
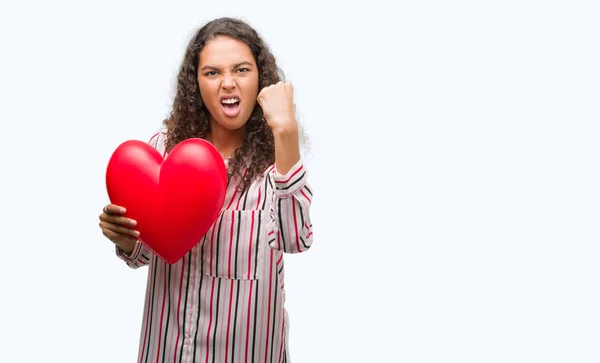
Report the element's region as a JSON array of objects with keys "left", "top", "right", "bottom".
[{"left": 272, "top": 124, "right": 300, "bottom": 176}]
